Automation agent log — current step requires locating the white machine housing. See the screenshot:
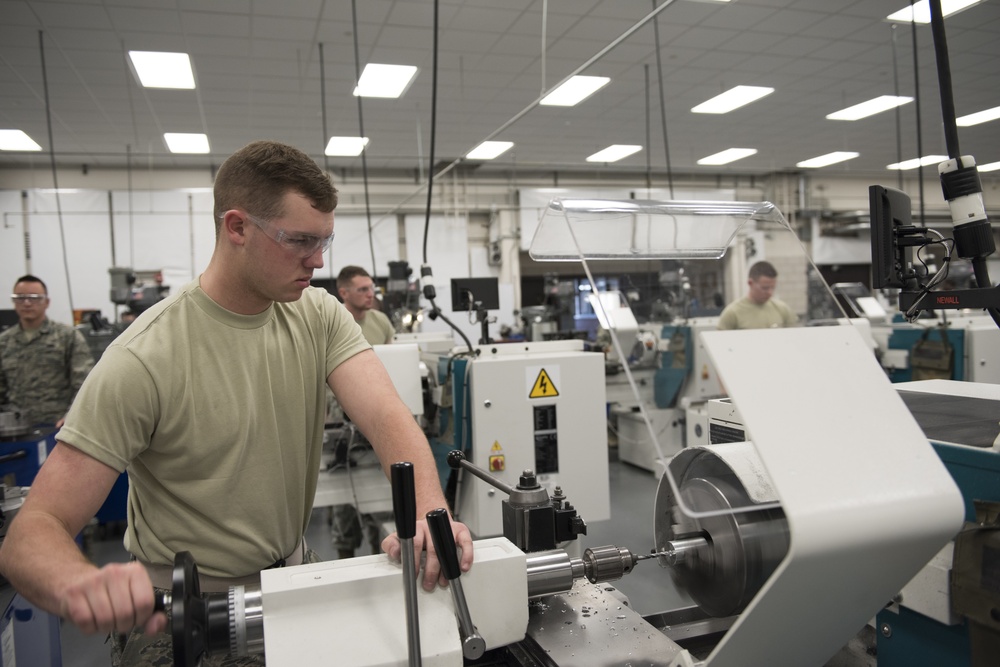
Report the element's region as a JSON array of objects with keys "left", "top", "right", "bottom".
[
  {"left": 456, "top": 340, "right": 610, "bottom": 538},
  {"left": 615, "top": 317, "right": 724, "bottom": 472},
  {"left": 260, "top": 538, "right": 527, "bottom": 667},
  {"left": 679, "top": 326, "right": 965, "bottom": 667}
]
